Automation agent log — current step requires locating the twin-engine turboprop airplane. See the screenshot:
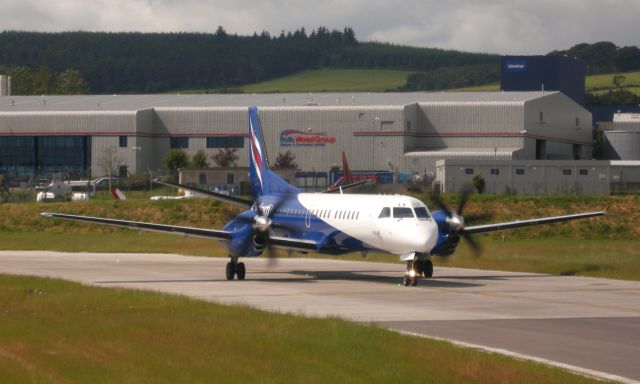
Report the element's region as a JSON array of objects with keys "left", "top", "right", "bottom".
[{"left": 42, "top": 107, "right": 605, "bottom": 286}]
